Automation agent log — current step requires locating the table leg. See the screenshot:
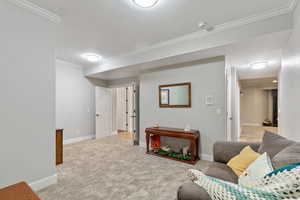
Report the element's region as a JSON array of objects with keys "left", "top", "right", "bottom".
[
  {"left": 196, "top": 138, "right": 200, "bottom": 159},
  {"left": 146, "top": 133, "right": 150, "bottom": 153},
  {"left": 190, "top": 139, "right": 196, "bottom": 161}
]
